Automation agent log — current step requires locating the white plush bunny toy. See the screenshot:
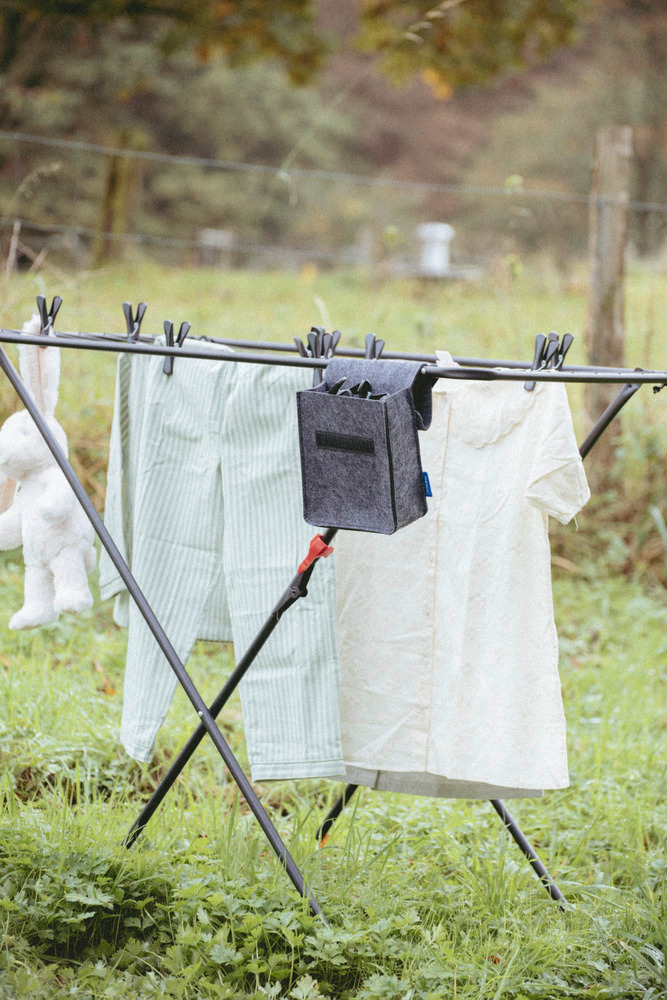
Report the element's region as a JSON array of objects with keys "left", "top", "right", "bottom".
[{"left": 0, "top": 315, "right": 96, "bottom": 628}]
